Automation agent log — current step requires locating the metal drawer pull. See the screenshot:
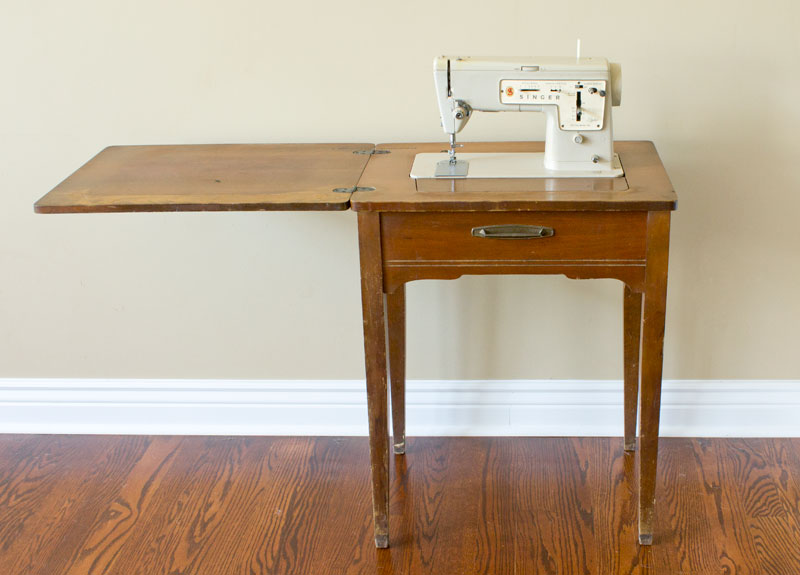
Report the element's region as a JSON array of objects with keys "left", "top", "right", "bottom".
[{"left": 471, "top": 224, "right": 554, "bottom": 239}]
